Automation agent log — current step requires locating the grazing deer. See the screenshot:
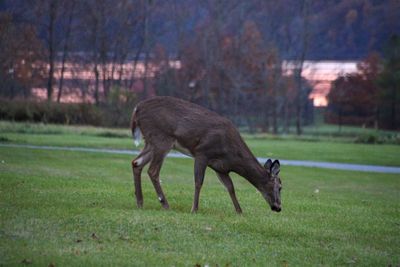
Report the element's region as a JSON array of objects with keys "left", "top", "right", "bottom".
[{"left": 130, "top": 96, "right": 282, "bottom": 213}]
